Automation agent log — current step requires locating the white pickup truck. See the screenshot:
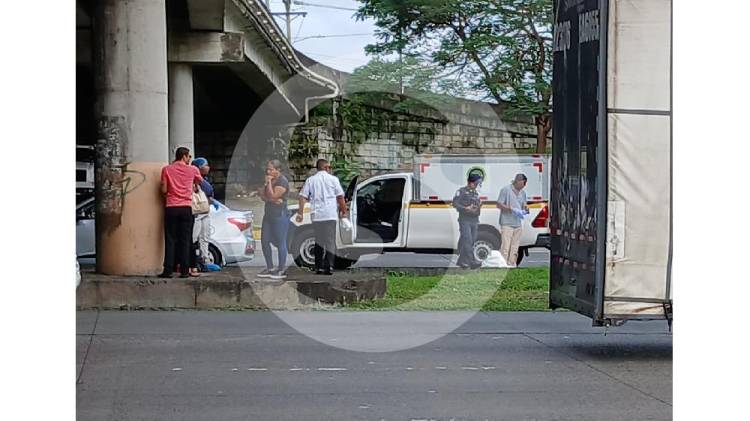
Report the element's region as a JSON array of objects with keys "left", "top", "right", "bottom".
[{"left": 288, "top": 155, "right": 550, "bottom": 269}]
